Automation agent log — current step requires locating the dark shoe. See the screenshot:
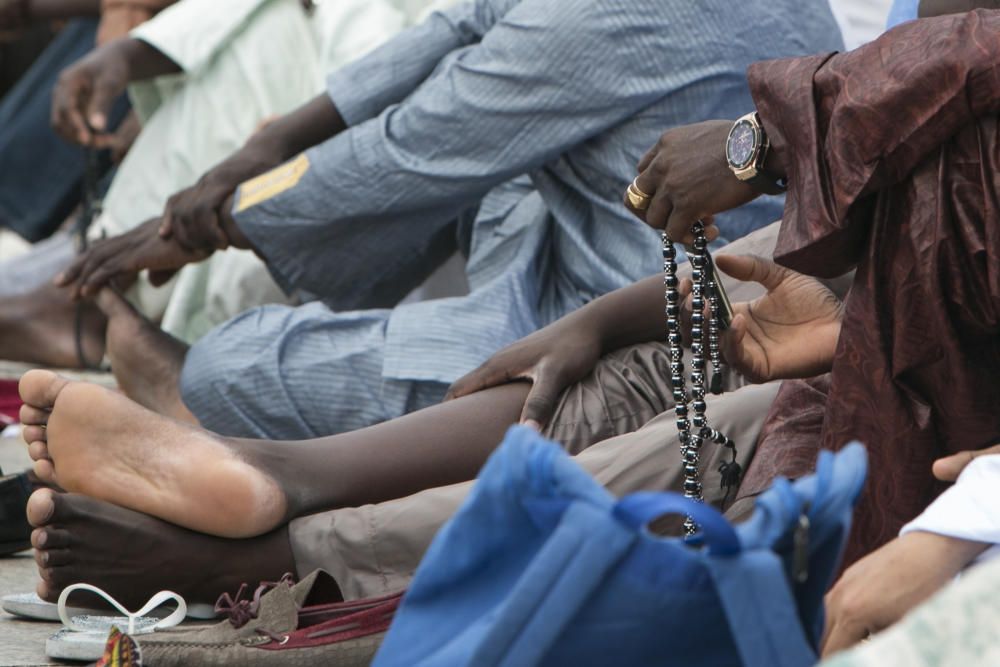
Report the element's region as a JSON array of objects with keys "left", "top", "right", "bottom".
[
  {"left": 0, "top": 472, "right": 32, "bottom": 556},
  {"left": 137, "top": 570, "right": 401, "bottom": 666}
]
